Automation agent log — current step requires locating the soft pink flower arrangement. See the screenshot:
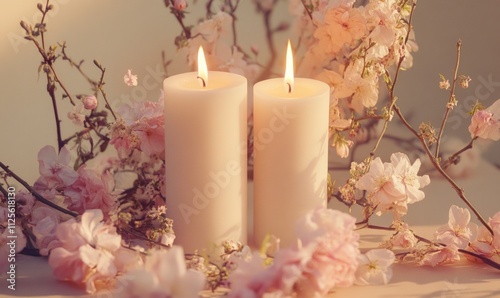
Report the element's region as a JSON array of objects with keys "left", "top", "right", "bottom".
[{"left": 1, "top": 0, "right": 500, "bottom": 297}]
